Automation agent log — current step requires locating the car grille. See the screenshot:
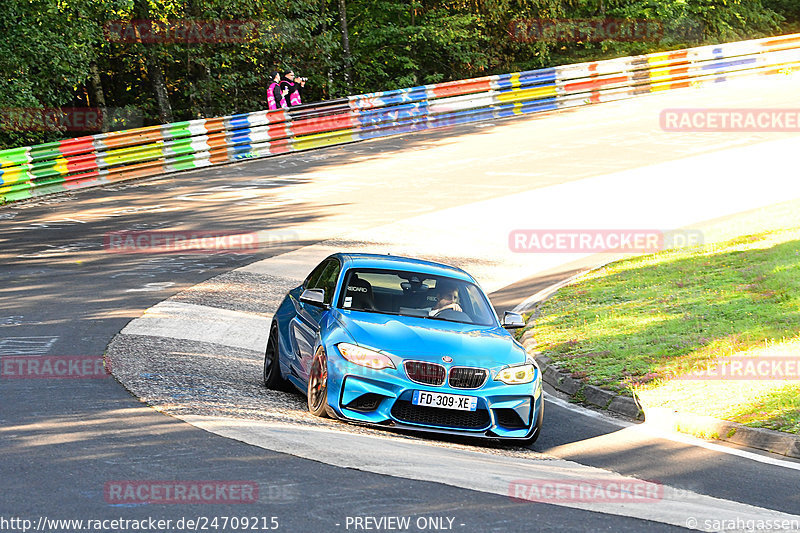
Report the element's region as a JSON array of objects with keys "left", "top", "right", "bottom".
[
  {"left": 404, "top": 361, "right": 446, "bottom": 386},
  {"left": 391, "top": 400, "right": 490, "bottom": 429},
  {"left": 448, "top": 367, "right": 488, "bottom": 389}
]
